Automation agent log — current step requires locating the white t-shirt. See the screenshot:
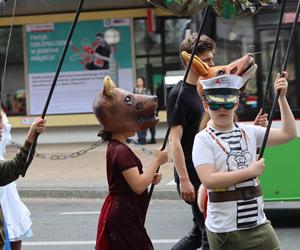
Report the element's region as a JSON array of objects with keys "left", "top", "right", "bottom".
[{"left": 192, "top": 123, "right": 267, "bottom": 233}]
